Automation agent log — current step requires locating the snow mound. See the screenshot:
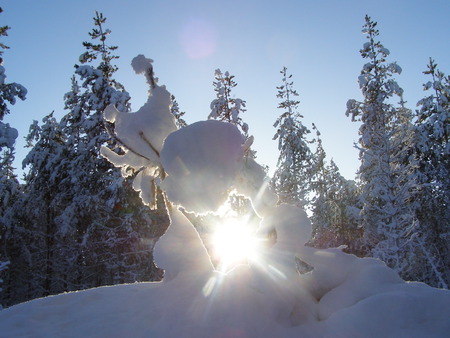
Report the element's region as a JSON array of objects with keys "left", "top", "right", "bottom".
[
  {"left": 160, "top": 120, "right": 244, "bottom": 214},
  {"left": 152, "top": 206, "right": 214, "bottom": 282}
]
